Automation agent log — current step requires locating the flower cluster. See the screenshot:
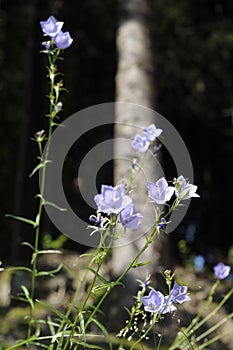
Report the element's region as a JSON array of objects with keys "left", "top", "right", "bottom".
[
  {"left": 142, "top": 281, "right": 191, "bottom": 314},
  {"left": 93, "top": 184, "right": 142, "bottom": 230},
  {"left": 40, "top": 15, "right": 73, "bottom": 50},
  {"left": 148, "top": 175, "right": 200, "bottom": 205},
  {"left": 92, "top": 124, "right": 200, "bottom": 233},
  {"left": 132, "top": 123, "right": 162, "bottom": 153}
]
